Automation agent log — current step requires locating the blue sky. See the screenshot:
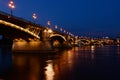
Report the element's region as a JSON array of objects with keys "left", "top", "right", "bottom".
[{"left": 0, "top": 0, "right": 120, "bottom": 38}]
